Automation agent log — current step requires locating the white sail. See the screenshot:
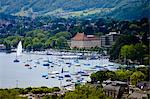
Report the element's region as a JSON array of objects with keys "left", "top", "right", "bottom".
[{"left": 16, "top": 41, "right": 22, "bottom": 56}]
